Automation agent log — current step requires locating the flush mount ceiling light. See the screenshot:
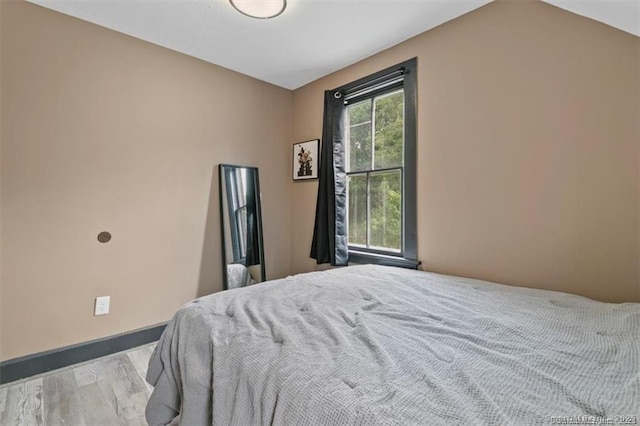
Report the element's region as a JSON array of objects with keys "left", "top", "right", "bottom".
[{"left": 229, "top": 0, "right": 287, "bottom": 19}]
